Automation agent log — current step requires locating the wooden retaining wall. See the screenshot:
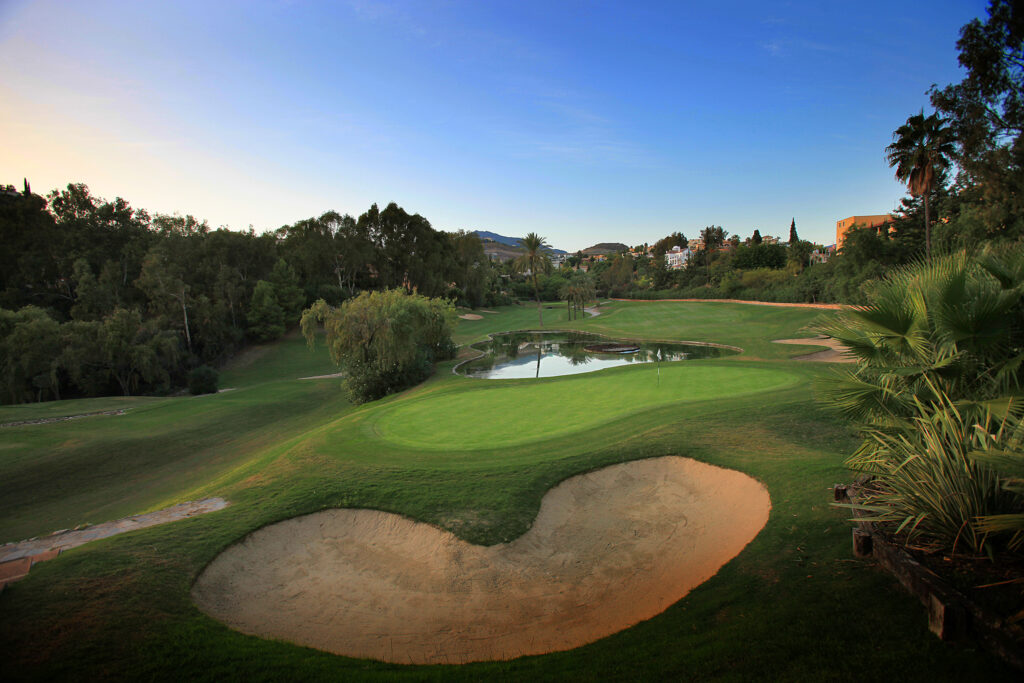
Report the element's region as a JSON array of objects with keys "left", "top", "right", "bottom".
[{"left": 834, "top": 484, "right": 1024, "bottom": 671}]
